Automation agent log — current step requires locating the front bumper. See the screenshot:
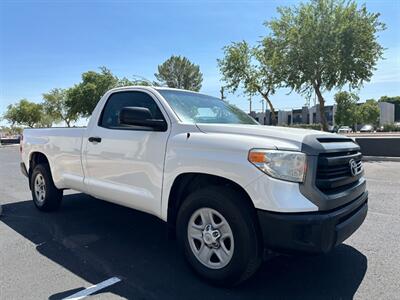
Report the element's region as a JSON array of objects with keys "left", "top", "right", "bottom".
[{"left": 257, "top": 191, "right": 368, "bottom": 254}]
